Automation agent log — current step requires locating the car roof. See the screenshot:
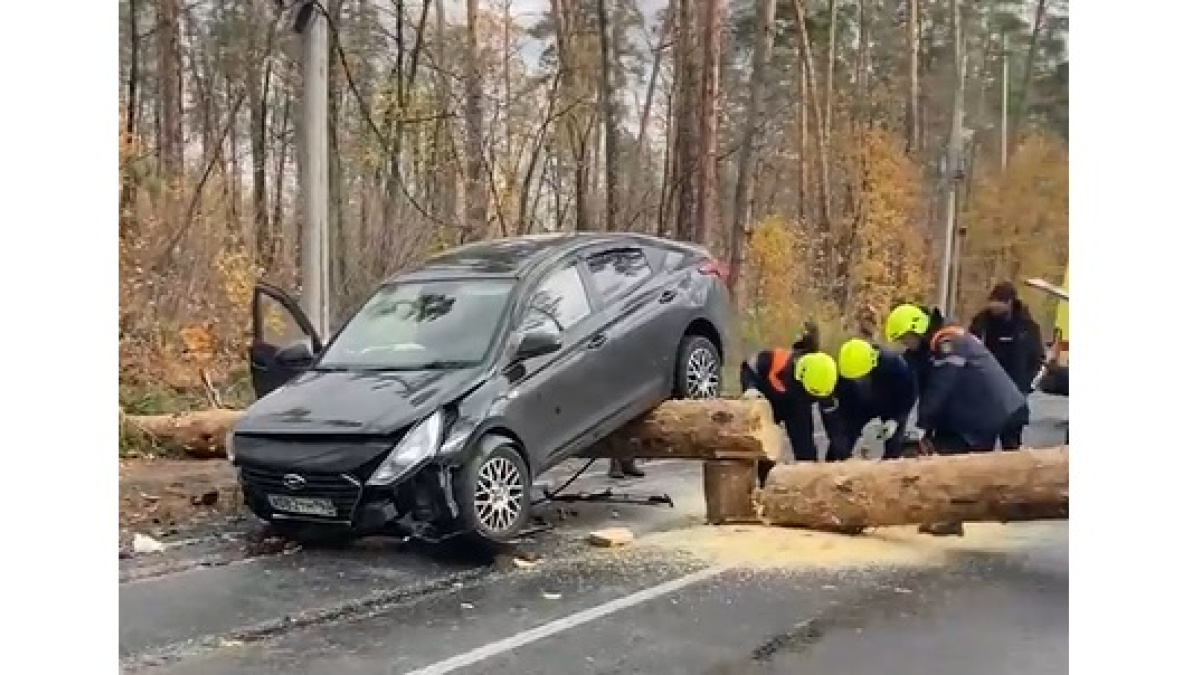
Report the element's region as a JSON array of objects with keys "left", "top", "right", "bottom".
[{"left": 391, "top": 231, "right": 682, "bottom": 282}]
